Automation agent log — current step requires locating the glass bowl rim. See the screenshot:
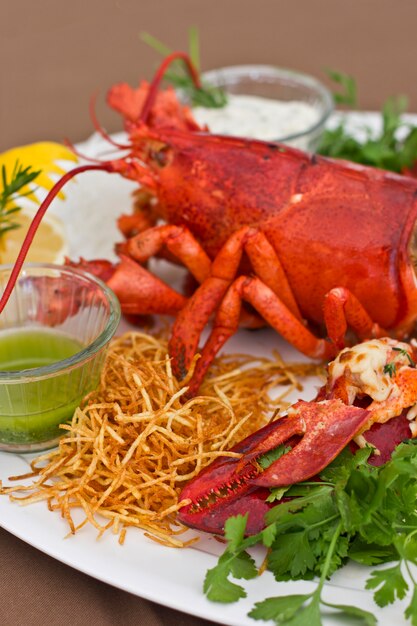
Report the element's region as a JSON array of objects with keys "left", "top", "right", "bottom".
[
  {"left": 200, "top": 64, "right": 334, "bottom": 144},
  {"left": 0, "top": 262, "right": 121, "bottom": 382}
]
